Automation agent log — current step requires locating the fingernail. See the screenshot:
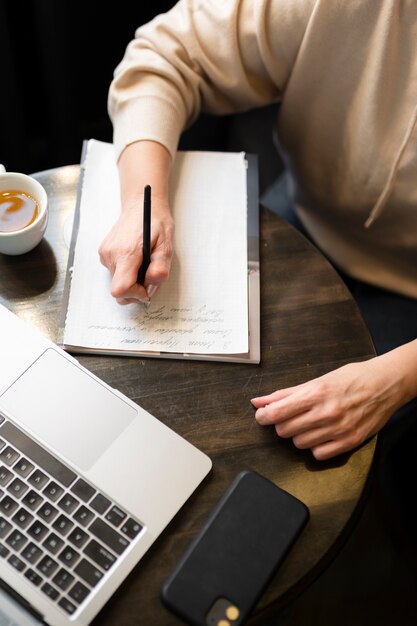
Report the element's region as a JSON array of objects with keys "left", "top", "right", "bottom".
[
  {"left": 146, "top": 284, "right": 158, "bottom": 298},
  {"left": 250, "top": 399, "right": 256, "bottom": 407},
  {"left": 137, "top": 295, "right": 150, "bottom": 305}
]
